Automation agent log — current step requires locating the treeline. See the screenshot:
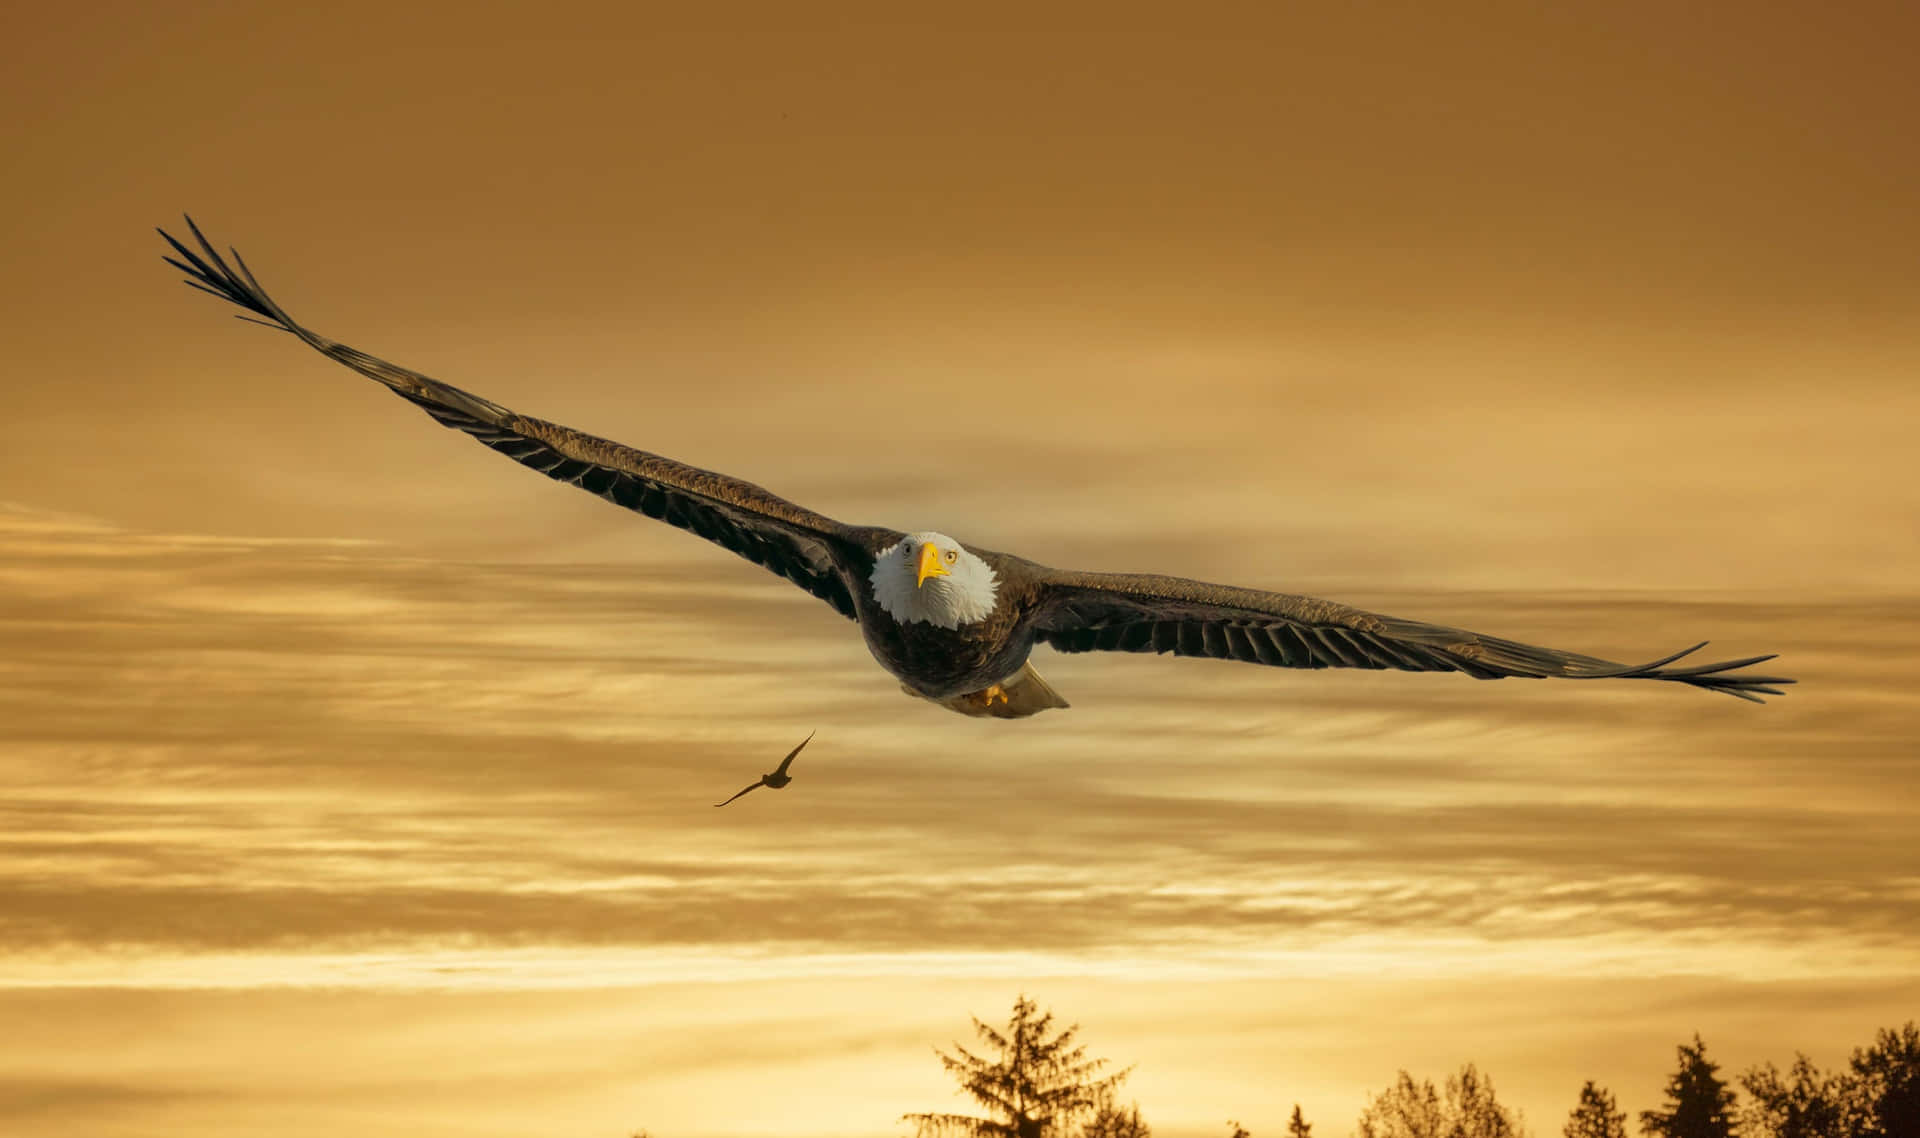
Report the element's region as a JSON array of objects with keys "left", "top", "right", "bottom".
[{"left": 890, "top": 996, "right": 1919, "bottom": 1138}]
